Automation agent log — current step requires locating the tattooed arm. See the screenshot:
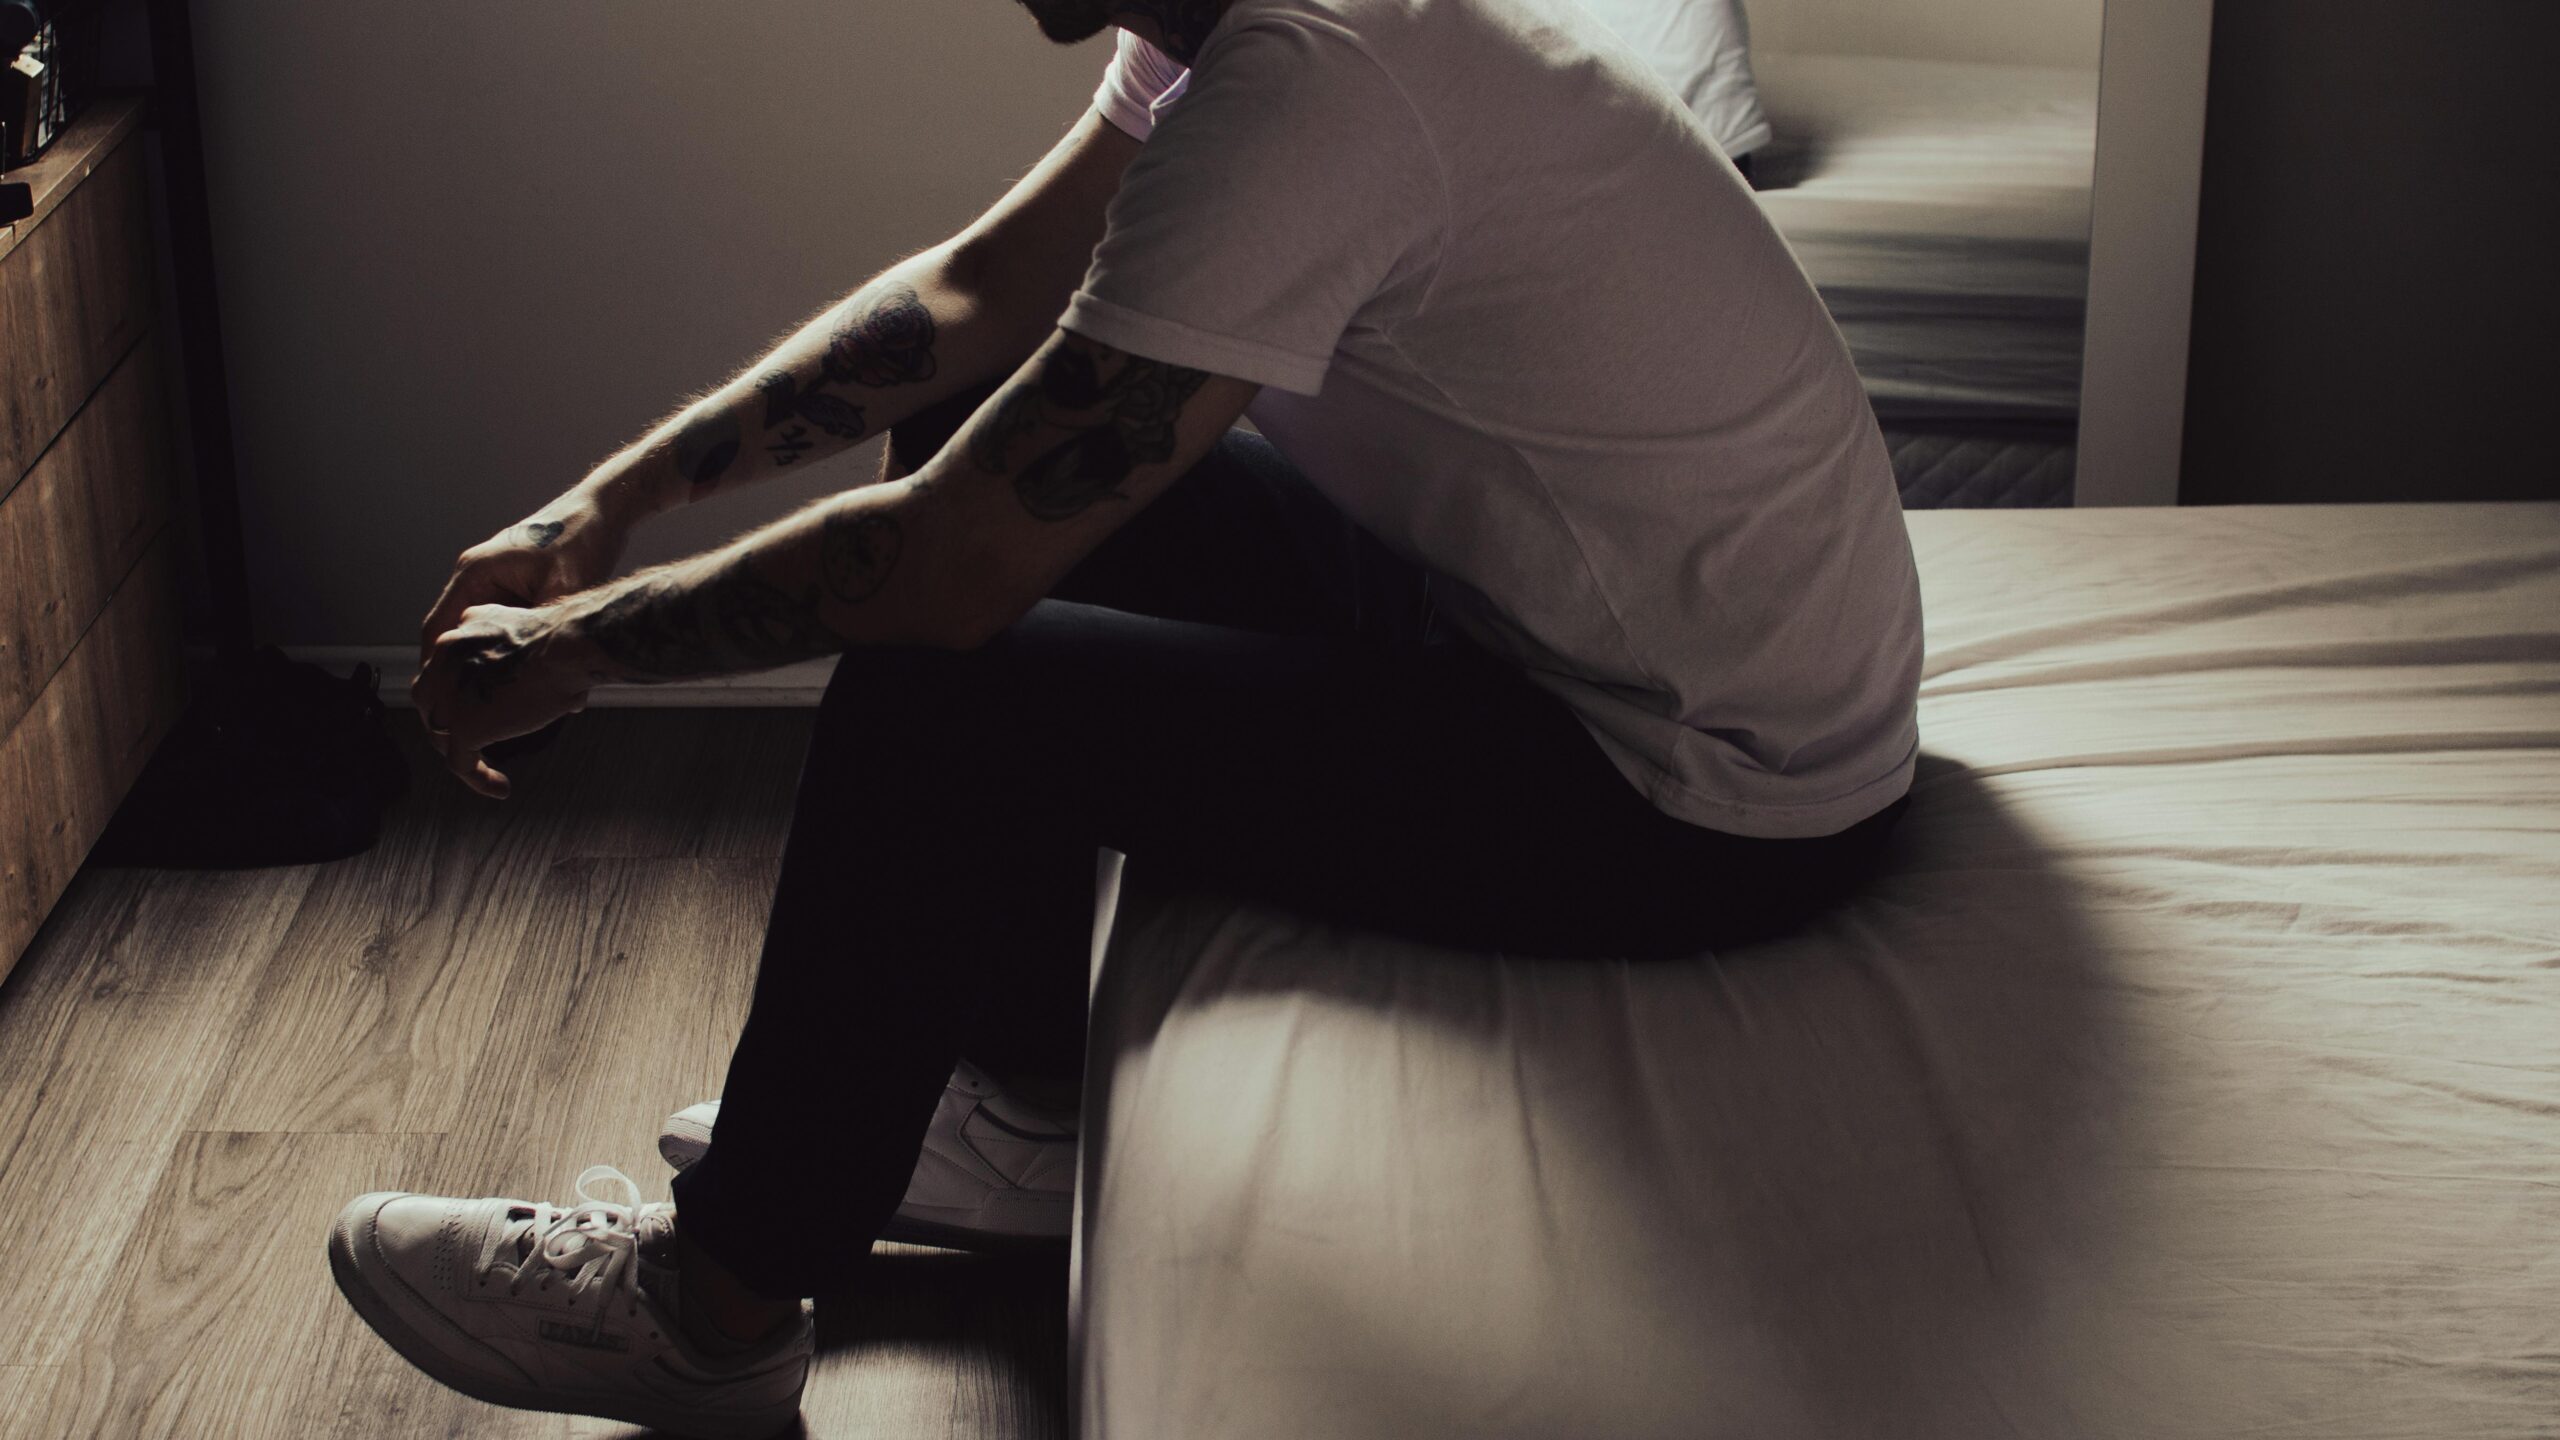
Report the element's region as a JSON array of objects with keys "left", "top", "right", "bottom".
[
  {"left": 590, "top": 259, "right": 996, "bottom": 518},
  {"left": 420, "top": 111, "right": 1141, "bottom": 665},
  {"left": 538, "top": 328, "right": 1257, "bottom": 681},
  {"left": 578, "top": 111, "right": 1145, "bottom": 522},
  {"left": 417, "top": 328, "right": 1248, "bottom": 792}
]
